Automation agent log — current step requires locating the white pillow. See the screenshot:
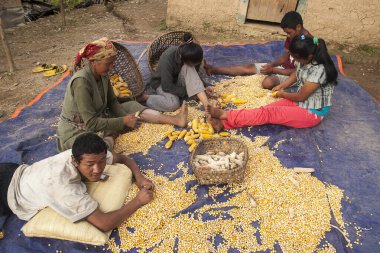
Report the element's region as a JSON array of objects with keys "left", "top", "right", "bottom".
[{"left": 21, "top": 163, "right": 132, "bottom": 245}]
